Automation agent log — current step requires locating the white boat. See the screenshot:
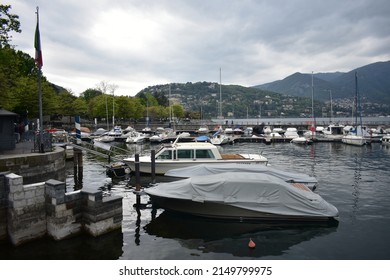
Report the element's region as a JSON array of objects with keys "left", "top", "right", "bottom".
[
  {"left": 149, "top": 134, "right": 163, "bottom": 143},
  {"left": 284, "top": 127, "right": 299, "bottom": 140},
  {"left": 243, "top": 127, "right": 253, "bottom": 136},
  {"left": 94, "top": 134, "right": 115, "bottom": 143},
  {"left": 272, "top": 127, "right": 285, "bottom": 135},
  {"left": 323, "top": 123, "right": 345, "bottom": 140},
  {"left": 165, "top": 163, "right": 318, "bottom": 190},
  {"left": 233, "top": 127, "right": 244, "bottom": 135},
  {"left": 123, "top": 136, "right": 268, "bottom": 174},
  {"left": 197, "top": 125, "right": 209, "bottom": 134},
  {"left": 381, "top": 134, "right": 390, "bottom": 146},
  {"left": 291, "top": 136, "right": 312, "bottom": 145},
  {"left": 144, "top": 172, "right": 339, "bottom": 222},
  {"left": 224, "top": 127, "right": 234, "bottom": 134},
  {"left": 210, "top": 131, "right": 230, "bottom": 145},
  {"left": 342, "top": 127, "right": 367, "bottom": 146},
  {"left": 262, "top": 126, "right": 272, "bottom": 135},
  {"left": 126, "top": 131, "right": 147, "bottom": 144},
  {"left": 107, "top": 126, "right": 123, "bottom": 137},
  {"left": 89, "top": 128, "right": 108, "bottom": 139}
]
